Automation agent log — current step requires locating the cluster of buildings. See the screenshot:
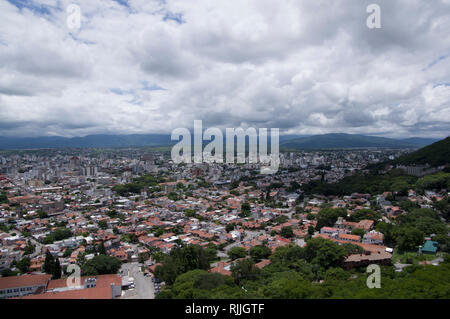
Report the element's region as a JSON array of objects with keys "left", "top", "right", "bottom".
[
  {"left": 0, "top": 273, "right": 121, "bottom": 299},
  {"left": 0, "top": 148, "right": 444, "bottom": 298}
]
